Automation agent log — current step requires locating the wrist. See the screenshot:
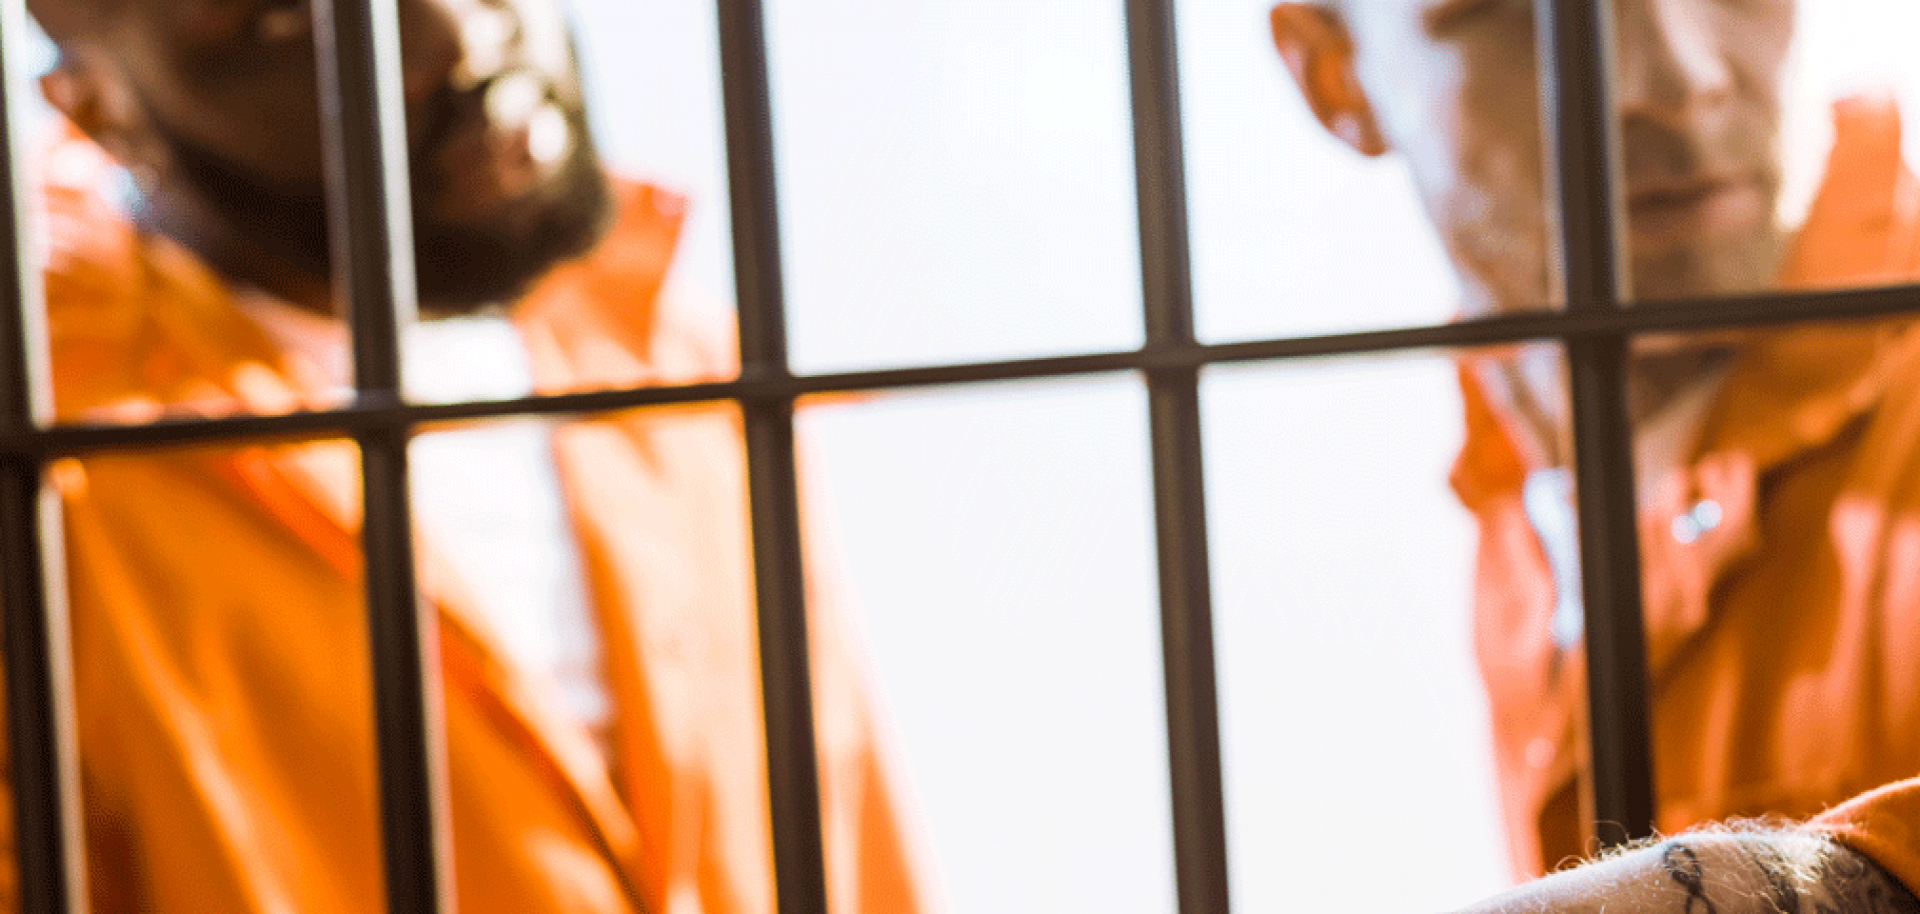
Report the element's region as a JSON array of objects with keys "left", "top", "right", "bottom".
[
  {"left": 1651, "top": 832, "right": 1828, "bottom": 912},
  {"left": 1612, "top": 831, "right": 1920, "bottom": 914},
  {"left": 1453, "top": 829, "right": 1919, "bottom": 914}
]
